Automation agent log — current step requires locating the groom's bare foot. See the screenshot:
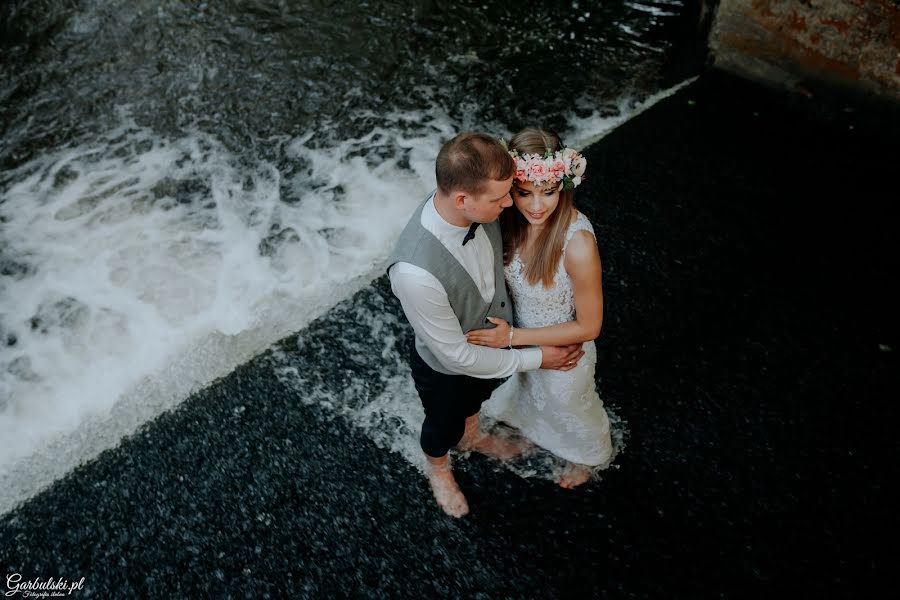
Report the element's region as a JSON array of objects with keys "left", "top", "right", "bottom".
[
  {"left": 460, "top": 432, "right": 528, "bottom": 460},
  {"left": 426, "top": 456, "right": 469, "bottom": 518},
  {"left": 558, "top": 463, "right": 592, "bottom": 489}
]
